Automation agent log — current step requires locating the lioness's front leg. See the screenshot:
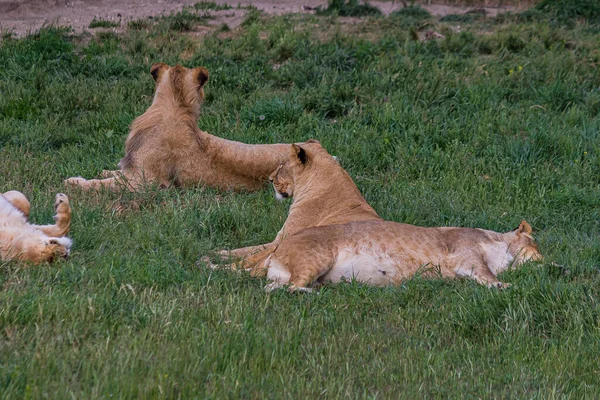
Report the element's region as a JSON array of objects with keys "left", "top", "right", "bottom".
[
  {"left": 34, "top": 193, "right": 72, "bottom": 237},
  {"left": 455, "top": 262, "right": 509, "bottom": 289}
]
